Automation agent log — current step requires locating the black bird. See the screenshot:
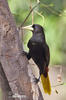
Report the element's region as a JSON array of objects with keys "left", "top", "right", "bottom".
[{"left": 23, "top": 24, "right": 51, "bottom": 95}]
